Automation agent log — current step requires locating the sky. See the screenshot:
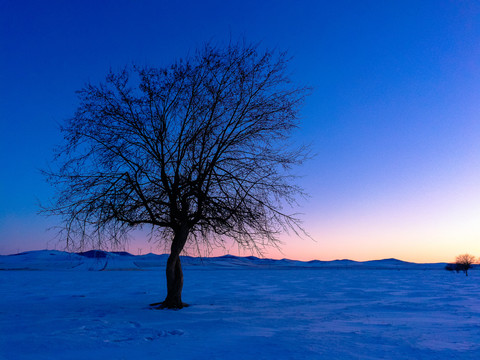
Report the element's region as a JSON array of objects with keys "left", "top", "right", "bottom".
[{"left": 1, "top": 0, "right": 480, "bottom": 262}]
